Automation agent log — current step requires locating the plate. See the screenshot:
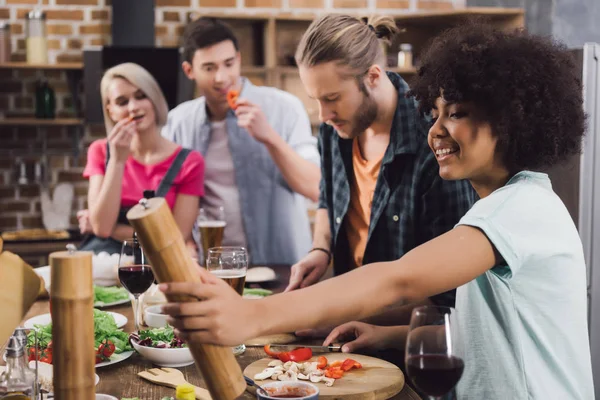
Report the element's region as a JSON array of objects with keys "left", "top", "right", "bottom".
[
  {"left": 94, "top": 298, "right": 131, "bottom": 308},
  {"left": 95, "top": 350, "right": 134, "bottom": 368},
  {"left": 246, "top": 266, "right": 278, "bottom": 283},
  {"left": 24, "top": 311, "right": 128, "bottom": 329}
]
